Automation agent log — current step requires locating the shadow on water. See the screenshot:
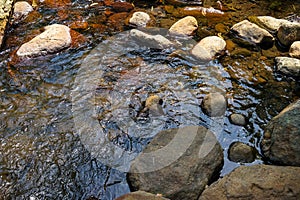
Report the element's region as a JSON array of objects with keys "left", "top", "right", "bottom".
[{"left": 0, "top": 0, "right": 299, "bottom": 199}]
